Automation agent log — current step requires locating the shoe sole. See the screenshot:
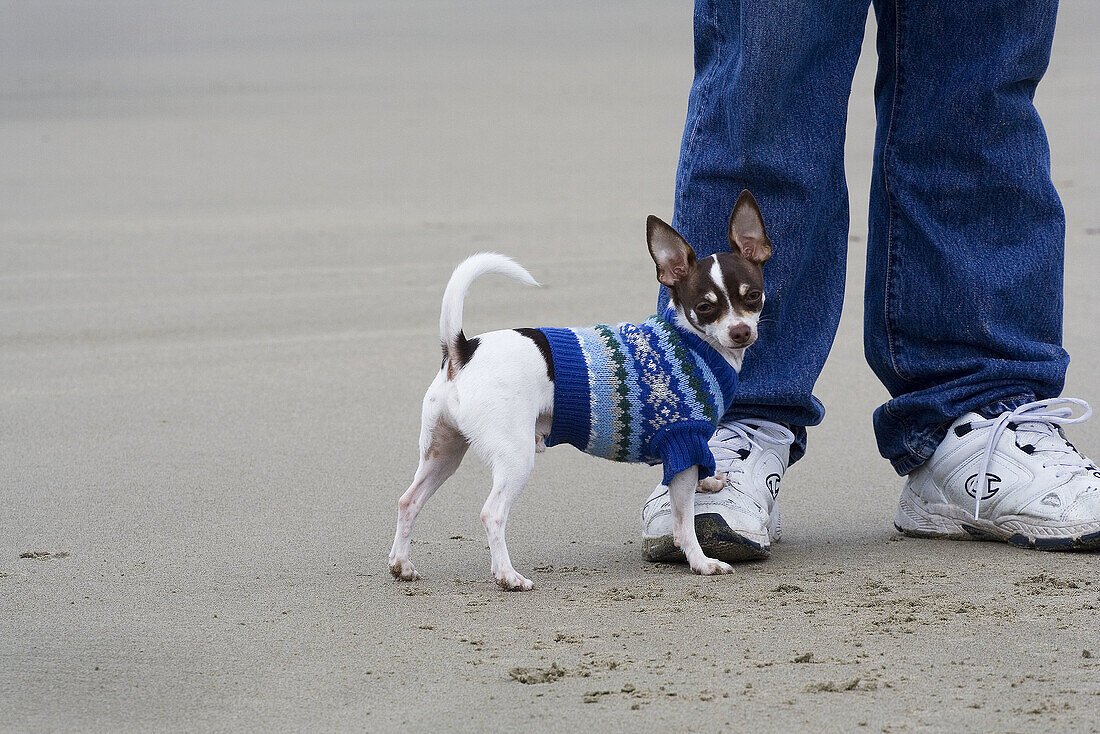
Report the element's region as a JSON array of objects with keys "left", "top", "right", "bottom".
[
  {"left": 895, "top": 494, "right": 1100, "bottom": 552},
  {"left": 642, "top": 513, "right": 770, "bottom": 564}
]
